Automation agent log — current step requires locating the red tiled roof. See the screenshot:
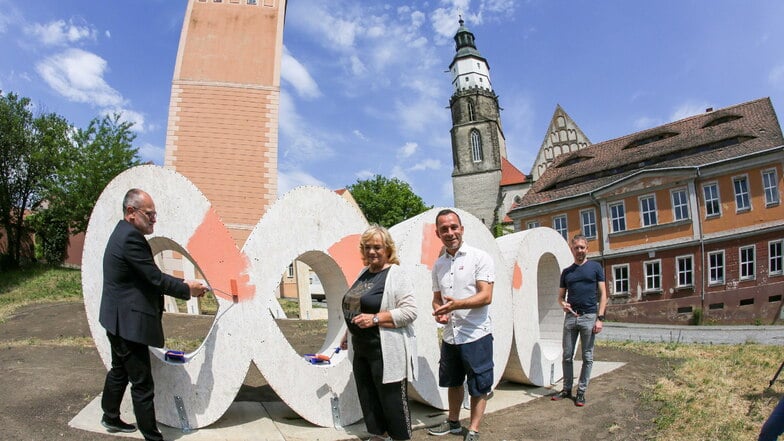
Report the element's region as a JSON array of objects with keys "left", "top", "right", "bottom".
[
  {"left": 500, "top": 157, "right": 527, "bottom": 186},
  {"left": 334, "top": 188, "right": 347, "bottom": 195},
  {"left": 514, "top": 97, "right": 784, "bottom": 209}
]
